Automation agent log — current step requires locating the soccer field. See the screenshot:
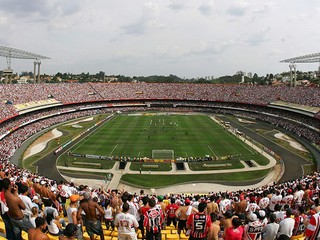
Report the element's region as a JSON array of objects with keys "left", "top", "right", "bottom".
[{"left": 67, "top": 113, "right": 267, "bottom": 164}]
